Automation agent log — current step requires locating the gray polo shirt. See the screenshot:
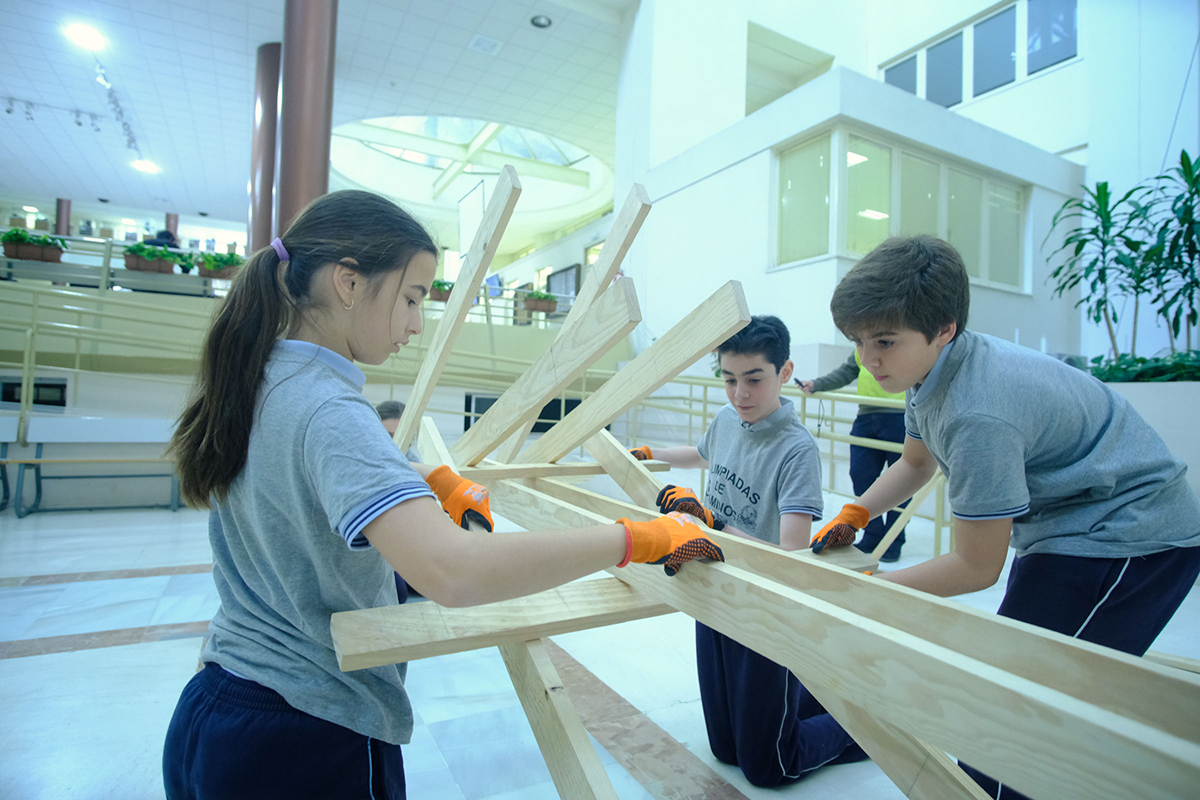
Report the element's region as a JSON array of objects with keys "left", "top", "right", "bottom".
[
  {"left": 697, "top": 398, "right": 823, "bottom": 545},
  {"left": 202, "top": 340, "right": 436, "bottom": 745},
  {"left": 905, "top": 330, "right": 1200, "bottom": 558}
]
